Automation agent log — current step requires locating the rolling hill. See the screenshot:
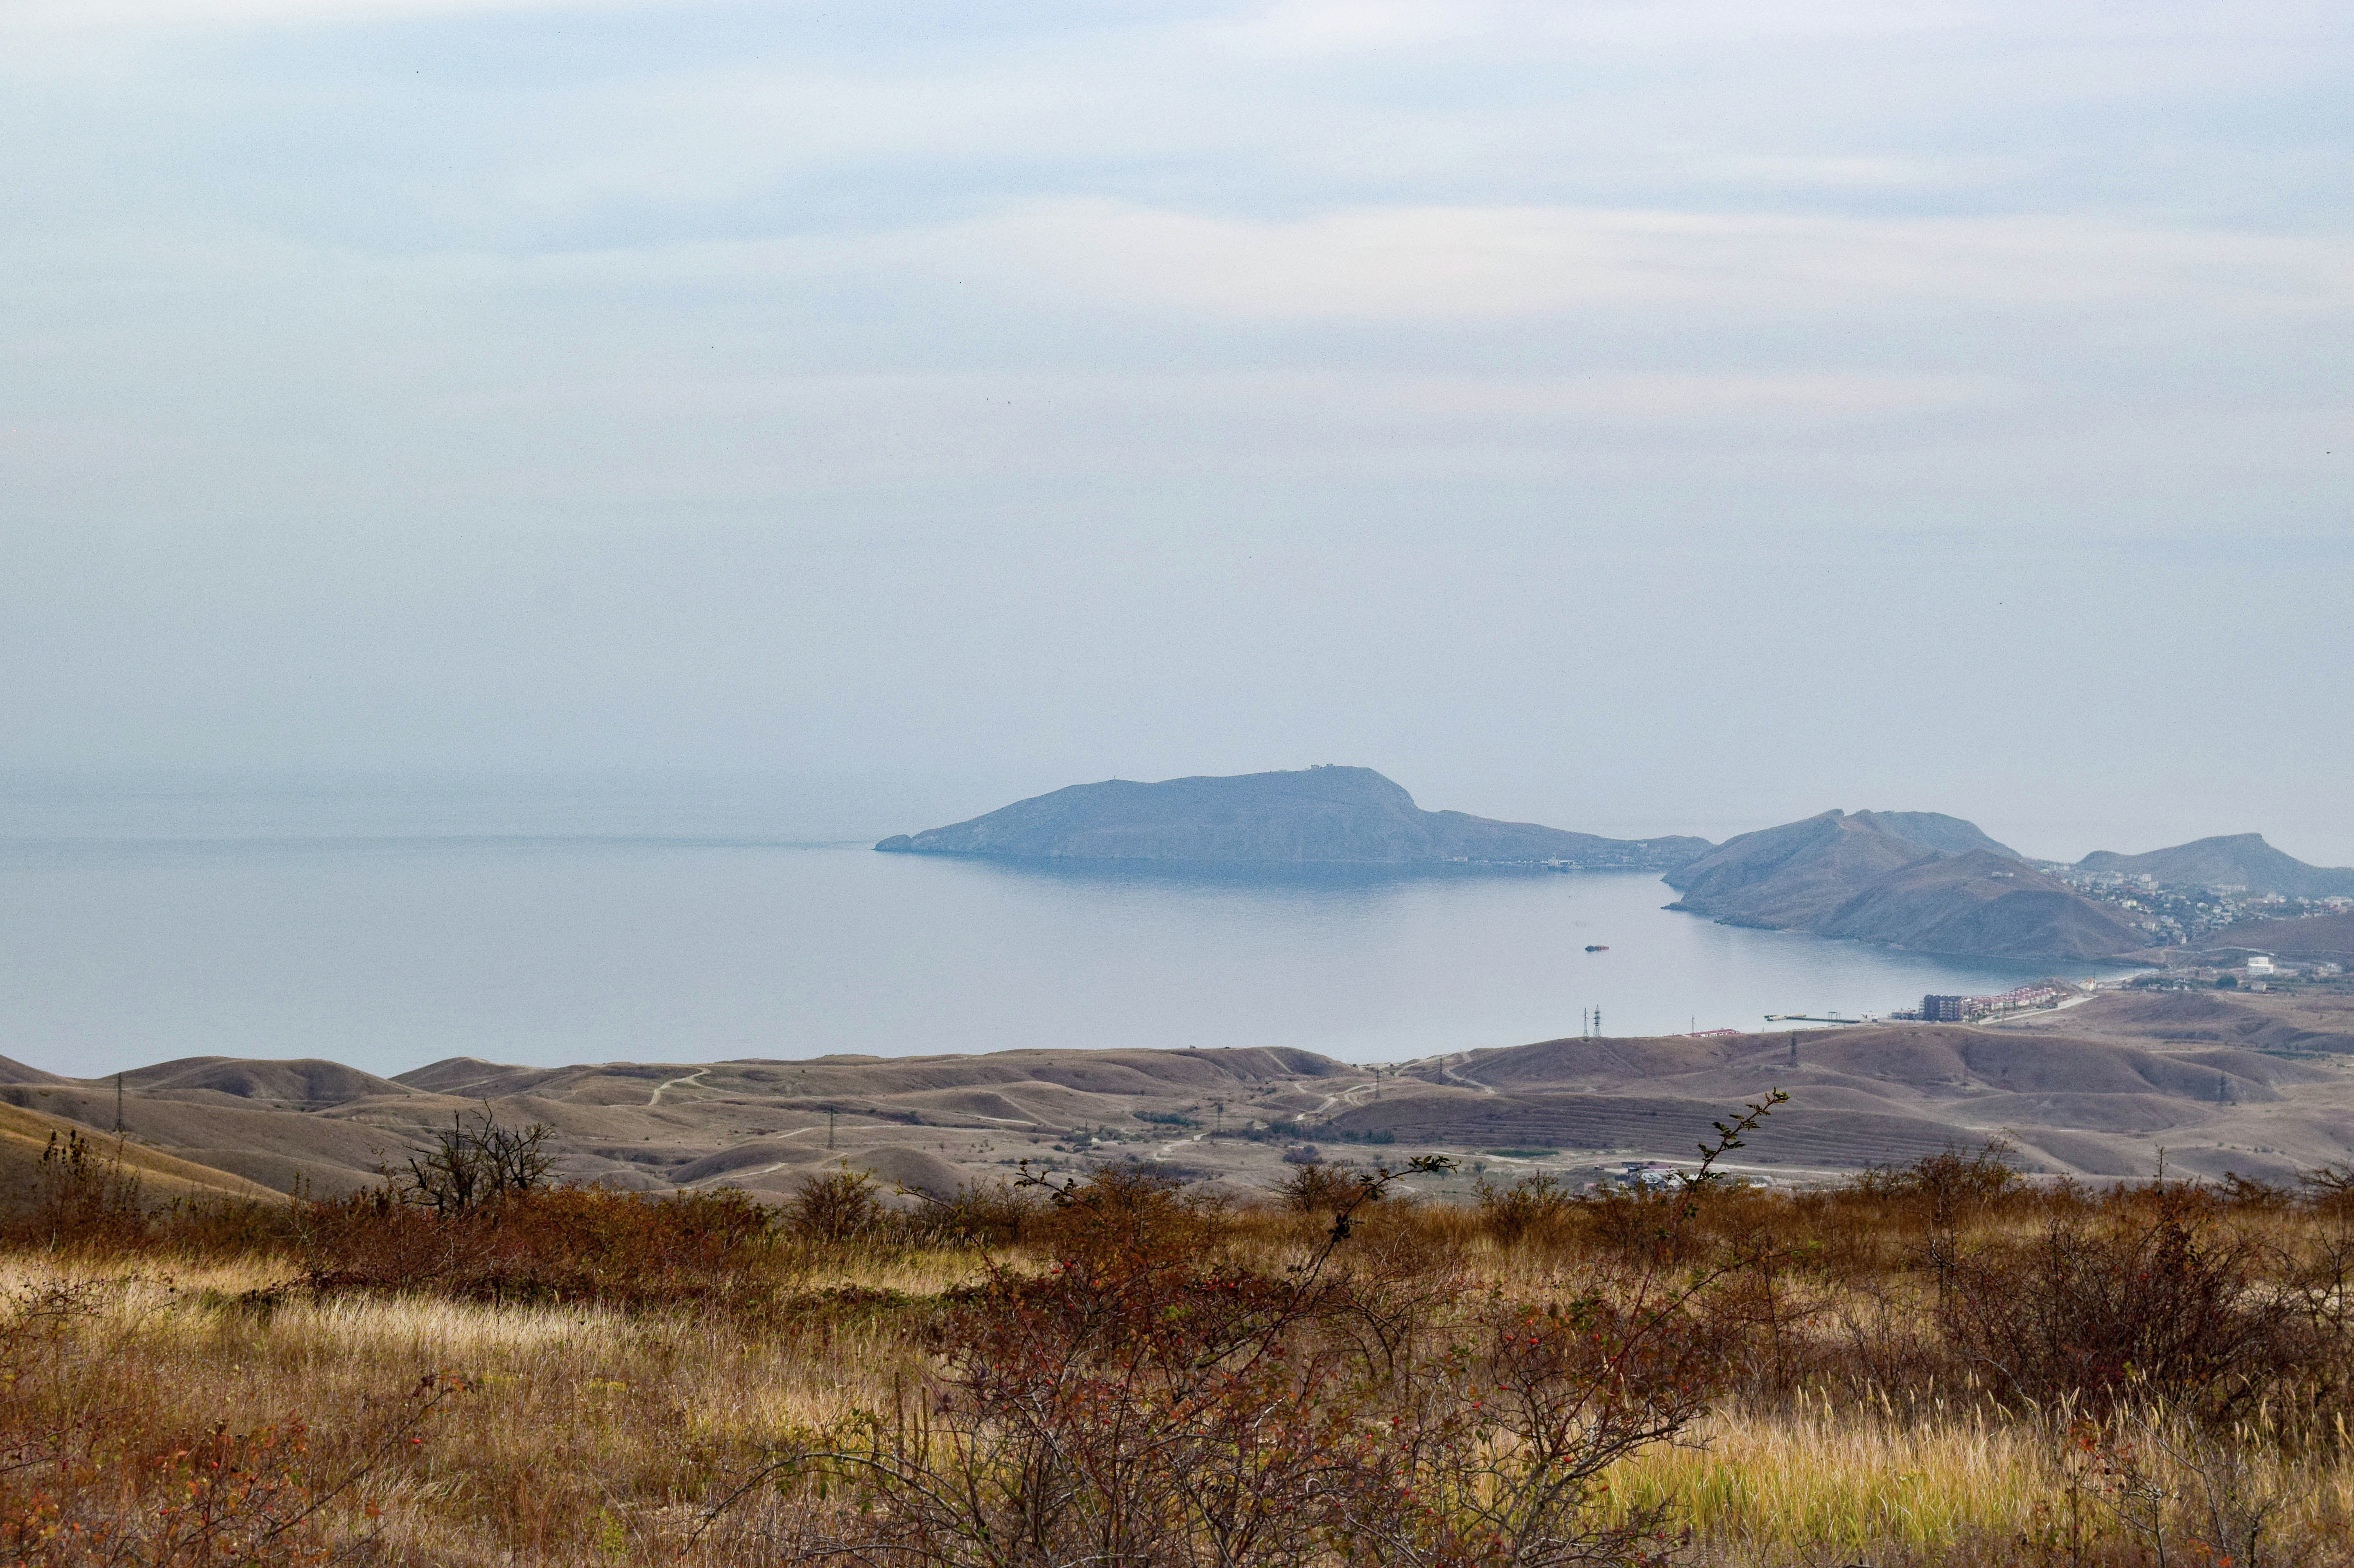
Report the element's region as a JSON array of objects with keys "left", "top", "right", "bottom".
[
  {"left": 0, "top": 1098, "right": 280, "bottom": 1217},
  {"left": 874, "top": 766, "right": 1710, "bottom": 870},
  {"left": 9, "top": 983, "right": 2353, "bottom": 1200},
  {"left": 2194, "top": 912, "right": 2354, "bottom": 965}
]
